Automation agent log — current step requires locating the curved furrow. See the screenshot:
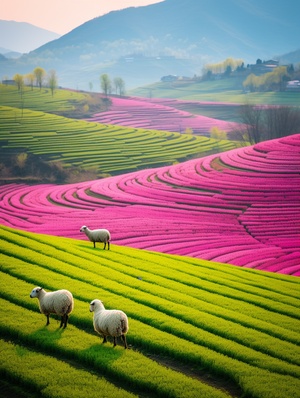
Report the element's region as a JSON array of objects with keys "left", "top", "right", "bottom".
[{"left": 0, "top": 135, "right": 299, "bottom": 275}]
